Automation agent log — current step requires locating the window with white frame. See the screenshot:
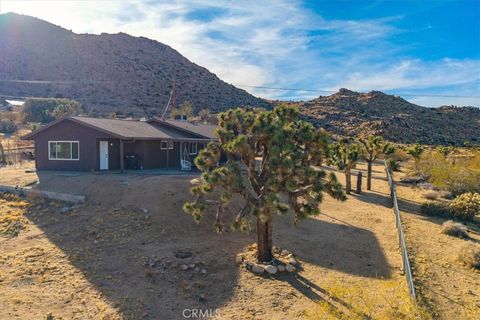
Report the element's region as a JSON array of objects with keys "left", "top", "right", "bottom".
[
  {"left": 48, "top": 141, "right": 79, "bottom": 160},
  {"left": 161, "top": 141, "right": 174, "bottom": 150},
  {"left": 188, "top": 142, "right": 197, "bottom": 155}
]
